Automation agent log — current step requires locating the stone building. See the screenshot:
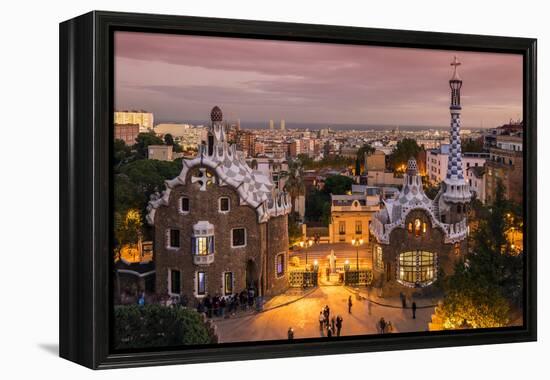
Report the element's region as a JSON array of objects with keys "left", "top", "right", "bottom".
[
  {"left": 147, "top": 106, "right": 292, "bottom": 302},
  {"left": 328, "top": 190, "right": 381, "bottom": 244},
  {"left": 370, "top": 57, "right": 471, "bottom": 296},
  {"left": 485, "top": 134, "right": 523, "bottom": 204}
]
